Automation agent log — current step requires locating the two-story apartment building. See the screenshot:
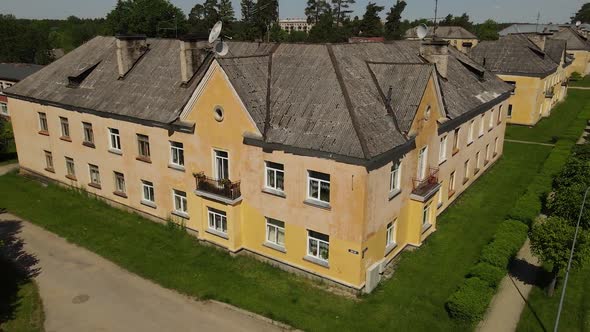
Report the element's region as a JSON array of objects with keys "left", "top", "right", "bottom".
[
  {"left": 405, "top": 26, "right": 479, "bottom": 53},
  {"left": 0, "top": 63, "right": 43, "bottom": 118},
  {"left": 470, "top": 34, "right": 569, "bottom": 126},
  {"left": 5, "top": 36, "right": 511, "bottom": 293}
]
